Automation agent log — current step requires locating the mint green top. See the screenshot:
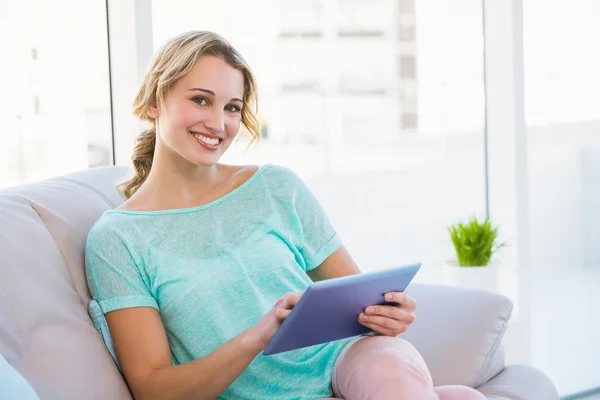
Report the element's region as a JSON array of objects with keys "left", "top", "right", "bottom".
[{"left": 85, "top": 164, "right": 352, "bottom": 399}]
